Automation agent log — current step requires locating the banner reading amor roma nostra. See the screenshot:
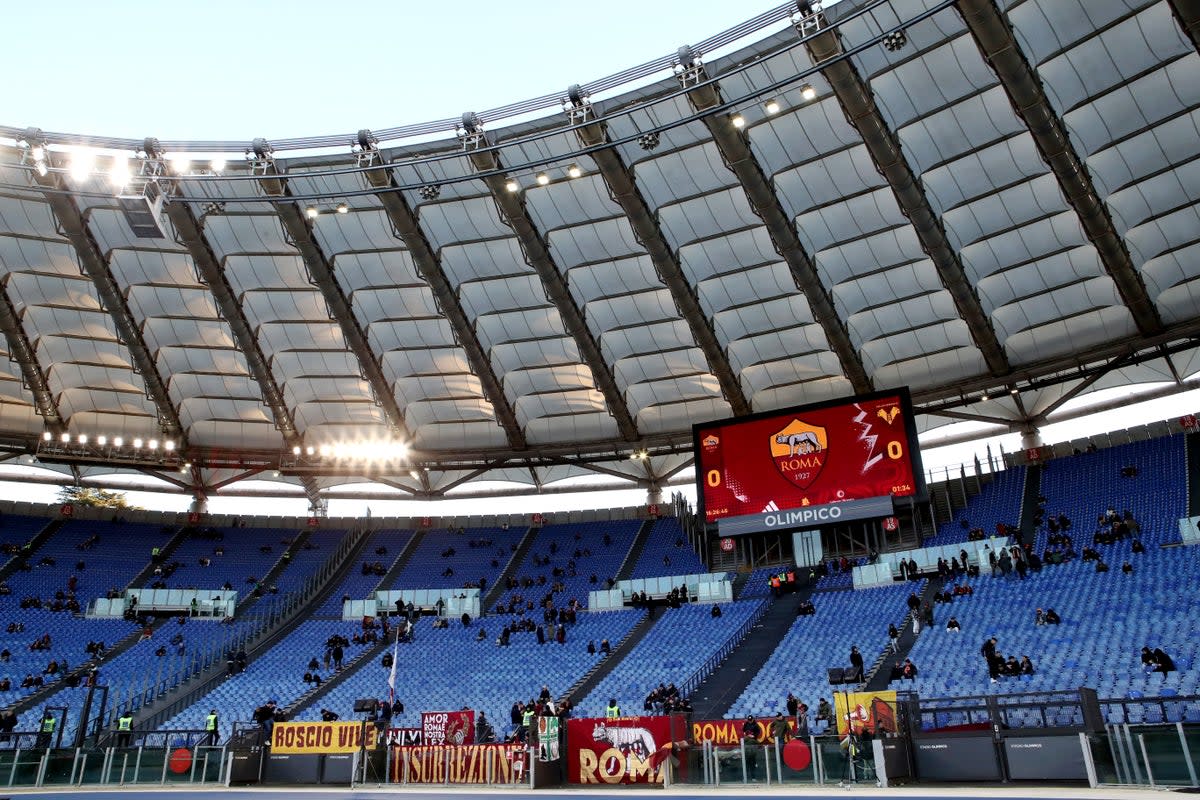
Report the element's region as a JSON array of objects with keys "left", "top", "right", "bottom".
[
  {"left": 389, "top": 744, "right": 526, "bottom": 784},
  {"left": 567, "top": 716, "right": 675, "bottom": 784},
  {"left": 834, "top": 690, "right": 898, "bottom": 739},
  {"left": 421, "top": 710, "right": 474, "bottom": 745},
  {"left": 270, "top": 721, "right": 378, "bottom": 754}
]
